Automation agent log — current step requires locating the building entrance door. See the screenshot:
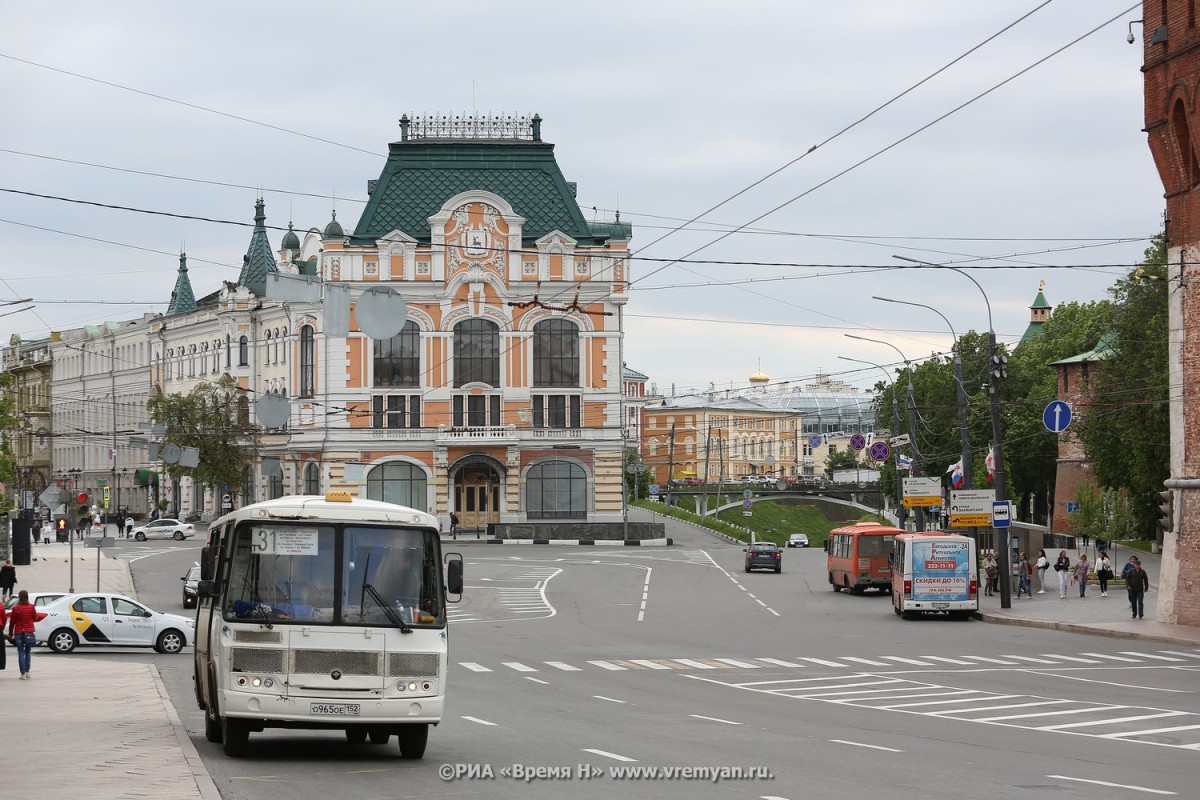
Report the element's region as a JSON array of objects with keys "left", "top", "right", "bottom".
[{"left": 455, "top": 466, "right": 501, "bottom": 533}]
